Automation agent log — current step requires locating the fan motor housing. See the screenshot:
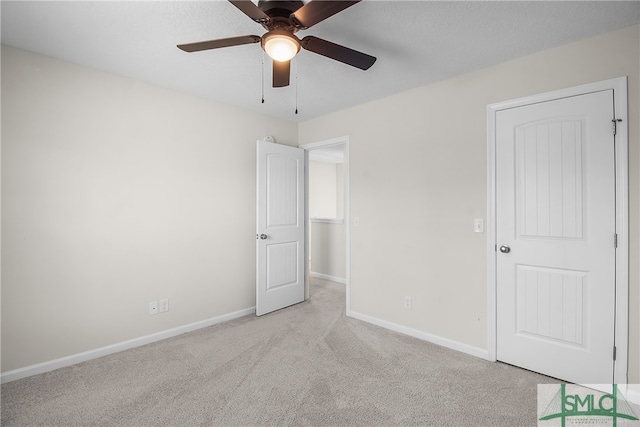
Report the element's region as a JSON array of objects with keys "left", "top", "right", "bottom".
[{"left": 258, "top": 0, "right": 304, "bottom": 18}]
